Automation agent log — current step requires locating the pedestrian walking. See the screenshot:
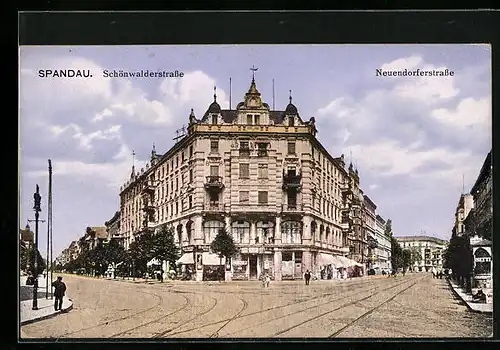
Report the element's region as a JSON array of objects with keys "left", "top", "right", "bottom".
[
  {"left": 432, "top": 267, "right": 437, "bottom": 279},
  {"left": 51, "top": 276, "right": 67, "bottom": 311},
  {"left": 304, "top": 270, "right": 311, "bottom": 285}
]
